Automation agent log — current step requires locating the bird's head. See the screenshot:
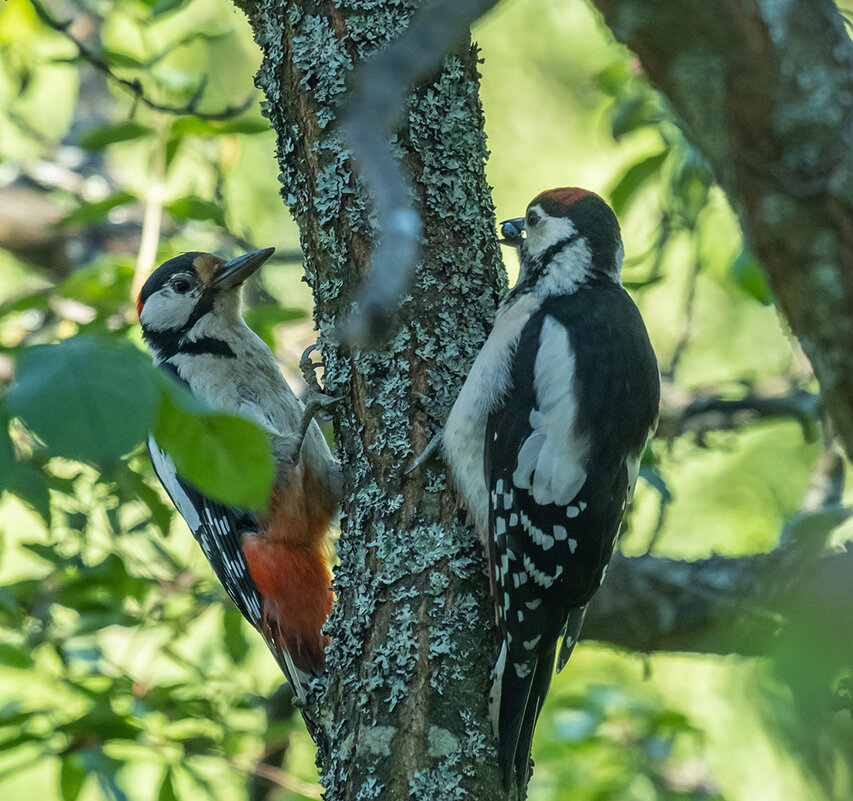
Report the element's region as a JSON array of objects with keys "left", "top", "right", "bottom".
[
  {"left": 500, "top": 188, "right": 623, "bottom": 296},
  {"left": 137, "top": 247, "right": 274, "bottom": 358}
]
